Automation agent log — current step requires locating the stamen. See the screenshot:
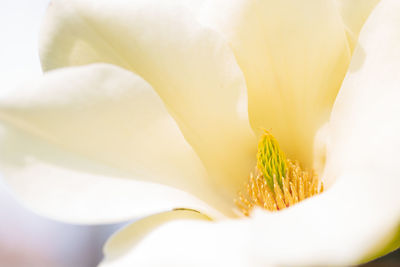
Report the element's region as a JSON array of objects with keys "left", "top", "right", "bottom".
[
  {"left": 235, "top": 131, "right": 324, "bottom": 216},
  {"left": 236, "top": 159, "right": 324, "bottom": 216}
]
